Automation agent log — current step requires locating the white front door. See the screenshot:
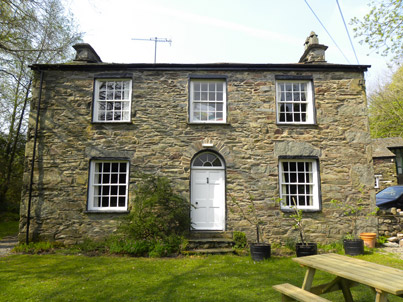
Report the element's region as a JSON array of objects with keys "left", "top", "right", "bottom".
[{"left": 191, "top": 169, "right": 225, "bottom": 230}]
